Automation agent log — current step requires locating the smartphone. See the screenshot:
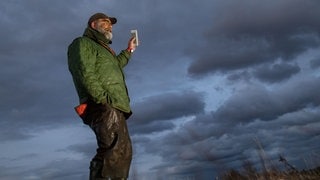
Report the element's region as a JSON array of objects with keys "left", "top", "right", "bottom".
[{"left": 130, "top": 29, "right": 139, "bottom": 46}]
